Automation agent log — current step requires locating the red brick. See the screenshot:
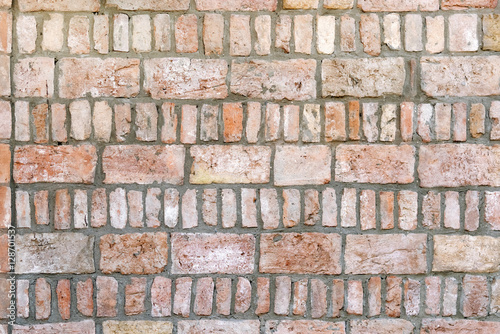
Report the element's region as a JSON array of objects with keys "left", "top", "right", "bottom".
[
  {"left": 171, "top": 233, "right": 255, "bottom": 274},
  {"left": 347, "top": 280, "right": 363, "bottom": 315},
  {"left": 325, "top": 102, "right": 346, "bottom": 142},
  {"left": 102, "top": 145, "right": 184, "bottom": 185},
  {"left": 77, "top": 278, "right": 93, "bottom": 317},
  {"left": 368, "top": 277, "right": 381, "bottom": 317},
  {"left": 335, "top": 144, "right": 415, "bottom": 184},
  {"left": 256, "top": 277, "right": 270, "bottom": 315},
  {"left": 380, "top": 191, "right": 394, "bottom": 229},
  {"left": 151, "top": 277, "right": 171, "bottom": 317},
  {"left": 100, "top": 232, "right": 169, "bottom": 274},
  {"left": 12, "top": 321, "right": 96, "bottom": 334},
  {"left": 179, "top": 320, "right": 260, "bottom": 334},
  {"left": 265, "top": 103, "right": 280, "bottom": 142},
  {"left": 345, "top": 234, "right": 427, "bottom": 274},
  {"left": 260, "top": 233, "right": 341, "bottom": 274},
  {"left": 31, "top": 104, "right": 48, "bottom": 144},
  {"left": 351, "top": 320, "right": 413, "bottom": 334},
  {"left": 274, "top": 276, "right": 291, "bottom": 315},
  {"left": 293, "top": 279, "right": 307, "bottom": 316},
  {"left": 216, "top": 278, "right": 231, "bottom": 315},
  {"left": 55, "top": 189, "right": 71, "bottom": 230},
  {"left": 97, "top": 276, "right": 117, "bottom": 317},
  {"left": 56, "top": 280, "right": 71, "bottom": 320},
  {"left": 331, "top": 280, "right": 344, "bottom": 317},
  {"left": 442, "top": 0, "right": 497, "bottom": 9},
  {"left": 145, "top": 58, "right": 228, "bottom": 100},
  {"left": 386, "top": 276, "right": 402, "bottom": 317},
  {"left": 358, "top": 0, "right": 438, "bottom": 11},
  {"left": 462, "top": 275, "right": 489, "bottom": 317},
  {"left": 223, "top": 103, "right": 243, "bottom": 142},
  {"left": 125, "top": 277, "right": 146, "bottom": 315},
  {"left": 19, "top": 0, "right": 99, "bottom": 11},
  {"left": 182, "top": 189, "right": 198, "bottom": 229},
  {"left": 175, "top": 15, "right": 198, "bottom": 53},
  {"left": 59, "top": 58, "right": 139, "bottom": 99},
  {"left": 106, "top": 0, "right": 189, "bottom": 10},
  {"left": 311, "top": 279, "right": 327, "bottom": 318},
  {"left": 261, "top": 189, "right": 279, "bottom": 229},
  {"left": 400, "top": 102, "right": 414, "bottom": 142},
  {"left": 91, "top": 189, "right": 107, "bottom": 228},
  {"left": 35, "top": 278, "right": 51, "bottom": 320},
  {"left": 195, "top": 0, "right": 277, "bottom": 11},
  {"left": 235, "top": 277, "right": 251, "bottom": 314},
  {"left": 418, "top": 144, "right": 500, "bottom": 187},
  {"left": 190, "top": 145, "right": 271, "bottom": 184},
  {"left": 421, "top": 319, "right": 500, "bottom": 333},
  {"left": 194, "top": 277, "right": 213, "bottom": 316},
  {"left": 231, "top": 59, "right": 316, "bottom": 101},
  {"left": 0, "top": 186, "right": 10, "bottom": 228}
]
